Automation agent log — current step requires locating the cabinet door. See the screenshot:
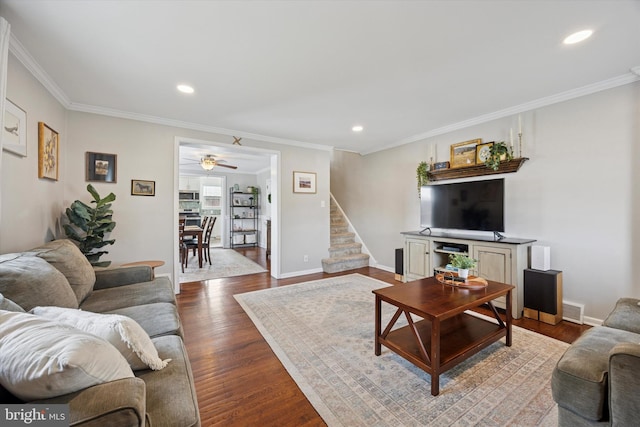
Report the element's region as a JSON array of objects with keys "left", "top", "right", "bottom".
[
  {"left": 473, "top": 245, "right": 512, "bottom": 284},
  {"left": 405, "top": 238, "right": 430, "bottom": 280}
]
